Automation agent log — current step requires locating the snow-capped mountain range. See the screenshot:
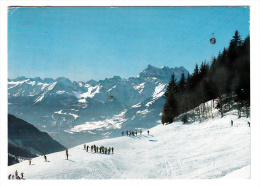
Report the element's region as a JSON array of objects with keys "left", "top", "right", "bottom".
[{"left": 8, "top": 65, "right": 189, "bottom": 147}]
